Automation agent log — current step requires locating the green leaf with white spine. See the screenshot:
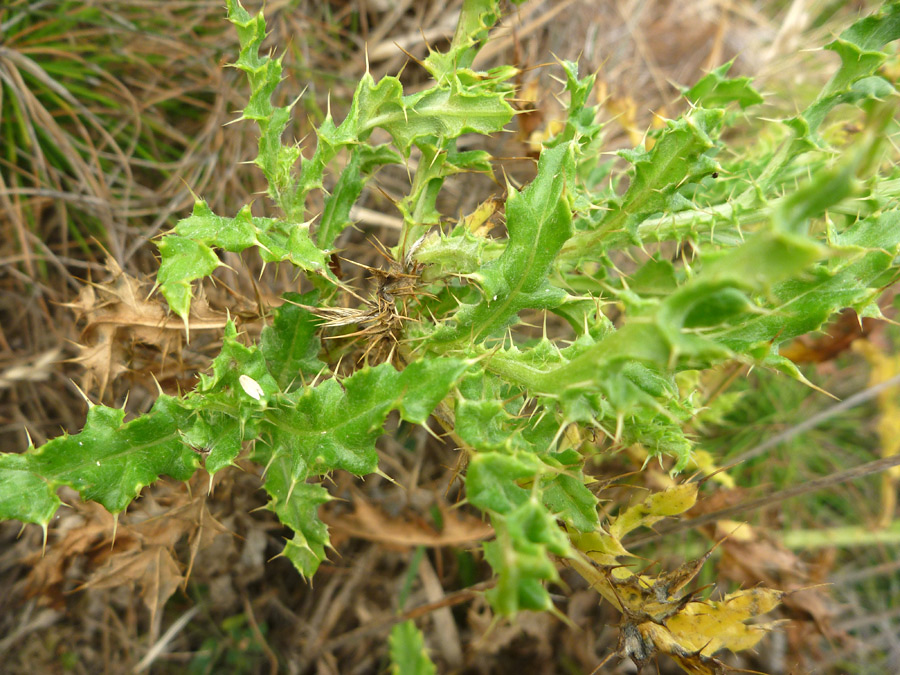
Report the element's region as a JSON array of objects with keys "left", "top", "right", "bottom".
[
  {"left": 255, "top": 442, "right": 333, "bottom": 578},
  {"left": 541, "top": 471, "right": 600, "bottom": 533},
  {"left": 430, "top": 142, "right": 576, "bottom": 346},
  {"left": 158, "top": 200, "right": 330, "bottom": 320},
  {"left": 454, "top": 375, "right": 600, "bottom": 603},
  {"left": 800, "top": 2, "right": 900, "bottom": 136},
  {"left": 256, "top": 358, "right": 466, "bottom": 575},
  {"left": 476, "top": 228, "right": 833, "bottom": 470},
  {"left": 260, "top": 292, "right": 326, "bottom": 392},
  {"left": 0, "top": 453, "right": 60, "bottom": 526},
  {"left": 157, "top": 235, "right": 220, "bottom": 323},
  {"left": 484, "top": 499, "right": 571, "bottom": 615},
  {"left": 683, "top": 60, "right": 764, "bottom": 110},
  {"left": 1, "top": 397, "right": 200, "bottom": 519},
  {"left": 390, "top": 620, "right": 436, "bottom": 675},
  {"left": 397, "top": 145, "right": 494, "bottom": 234},
  {"left": 465, "top": 451, "right": 544, "bottom": 514},
  {"left": 561, "top": 108, "right": 725, "bottom": 260}
]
